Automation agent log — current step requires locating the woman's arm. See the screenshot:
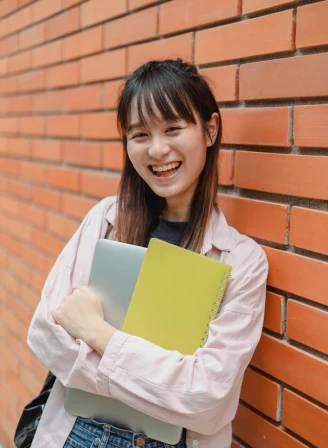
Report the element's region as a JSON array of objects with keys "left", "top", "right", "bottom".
[
  {"left": 27, "top": 199, "right": 114, "bottom": 396},
  {"left": 92, "top": 241, "right": 268, "bottom": 435}
]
